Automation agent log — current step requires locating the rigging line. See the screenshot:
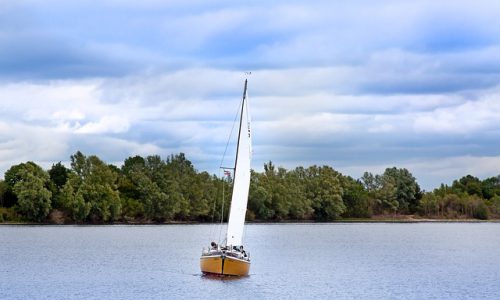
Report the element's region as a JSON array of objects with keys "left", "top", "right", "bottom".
[
  {"left": 219, "top": 94, "right": 245, "bottom": 169},
  {"left": 210, "top": 171, "right": 220, "bottom": 225},
  {"left": 208, "top": 168, "right": 221, "bottom": 244},
  {"left": 218, "top": 175, "right": 225, "bottom": 244},
  {"left": 243, "top": 216, "right": 248, "bottom": 244}
]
